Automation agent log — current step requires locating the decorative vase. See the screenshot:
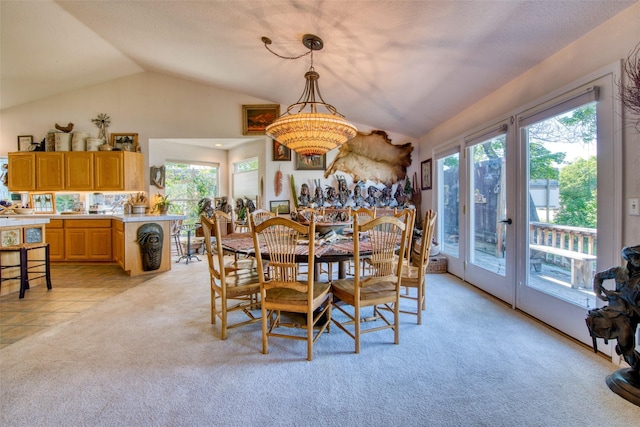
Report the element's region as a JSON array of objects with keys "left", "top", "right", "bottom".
[{"left": 132, "top": 205, "right": 146, "bottom": 215}]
